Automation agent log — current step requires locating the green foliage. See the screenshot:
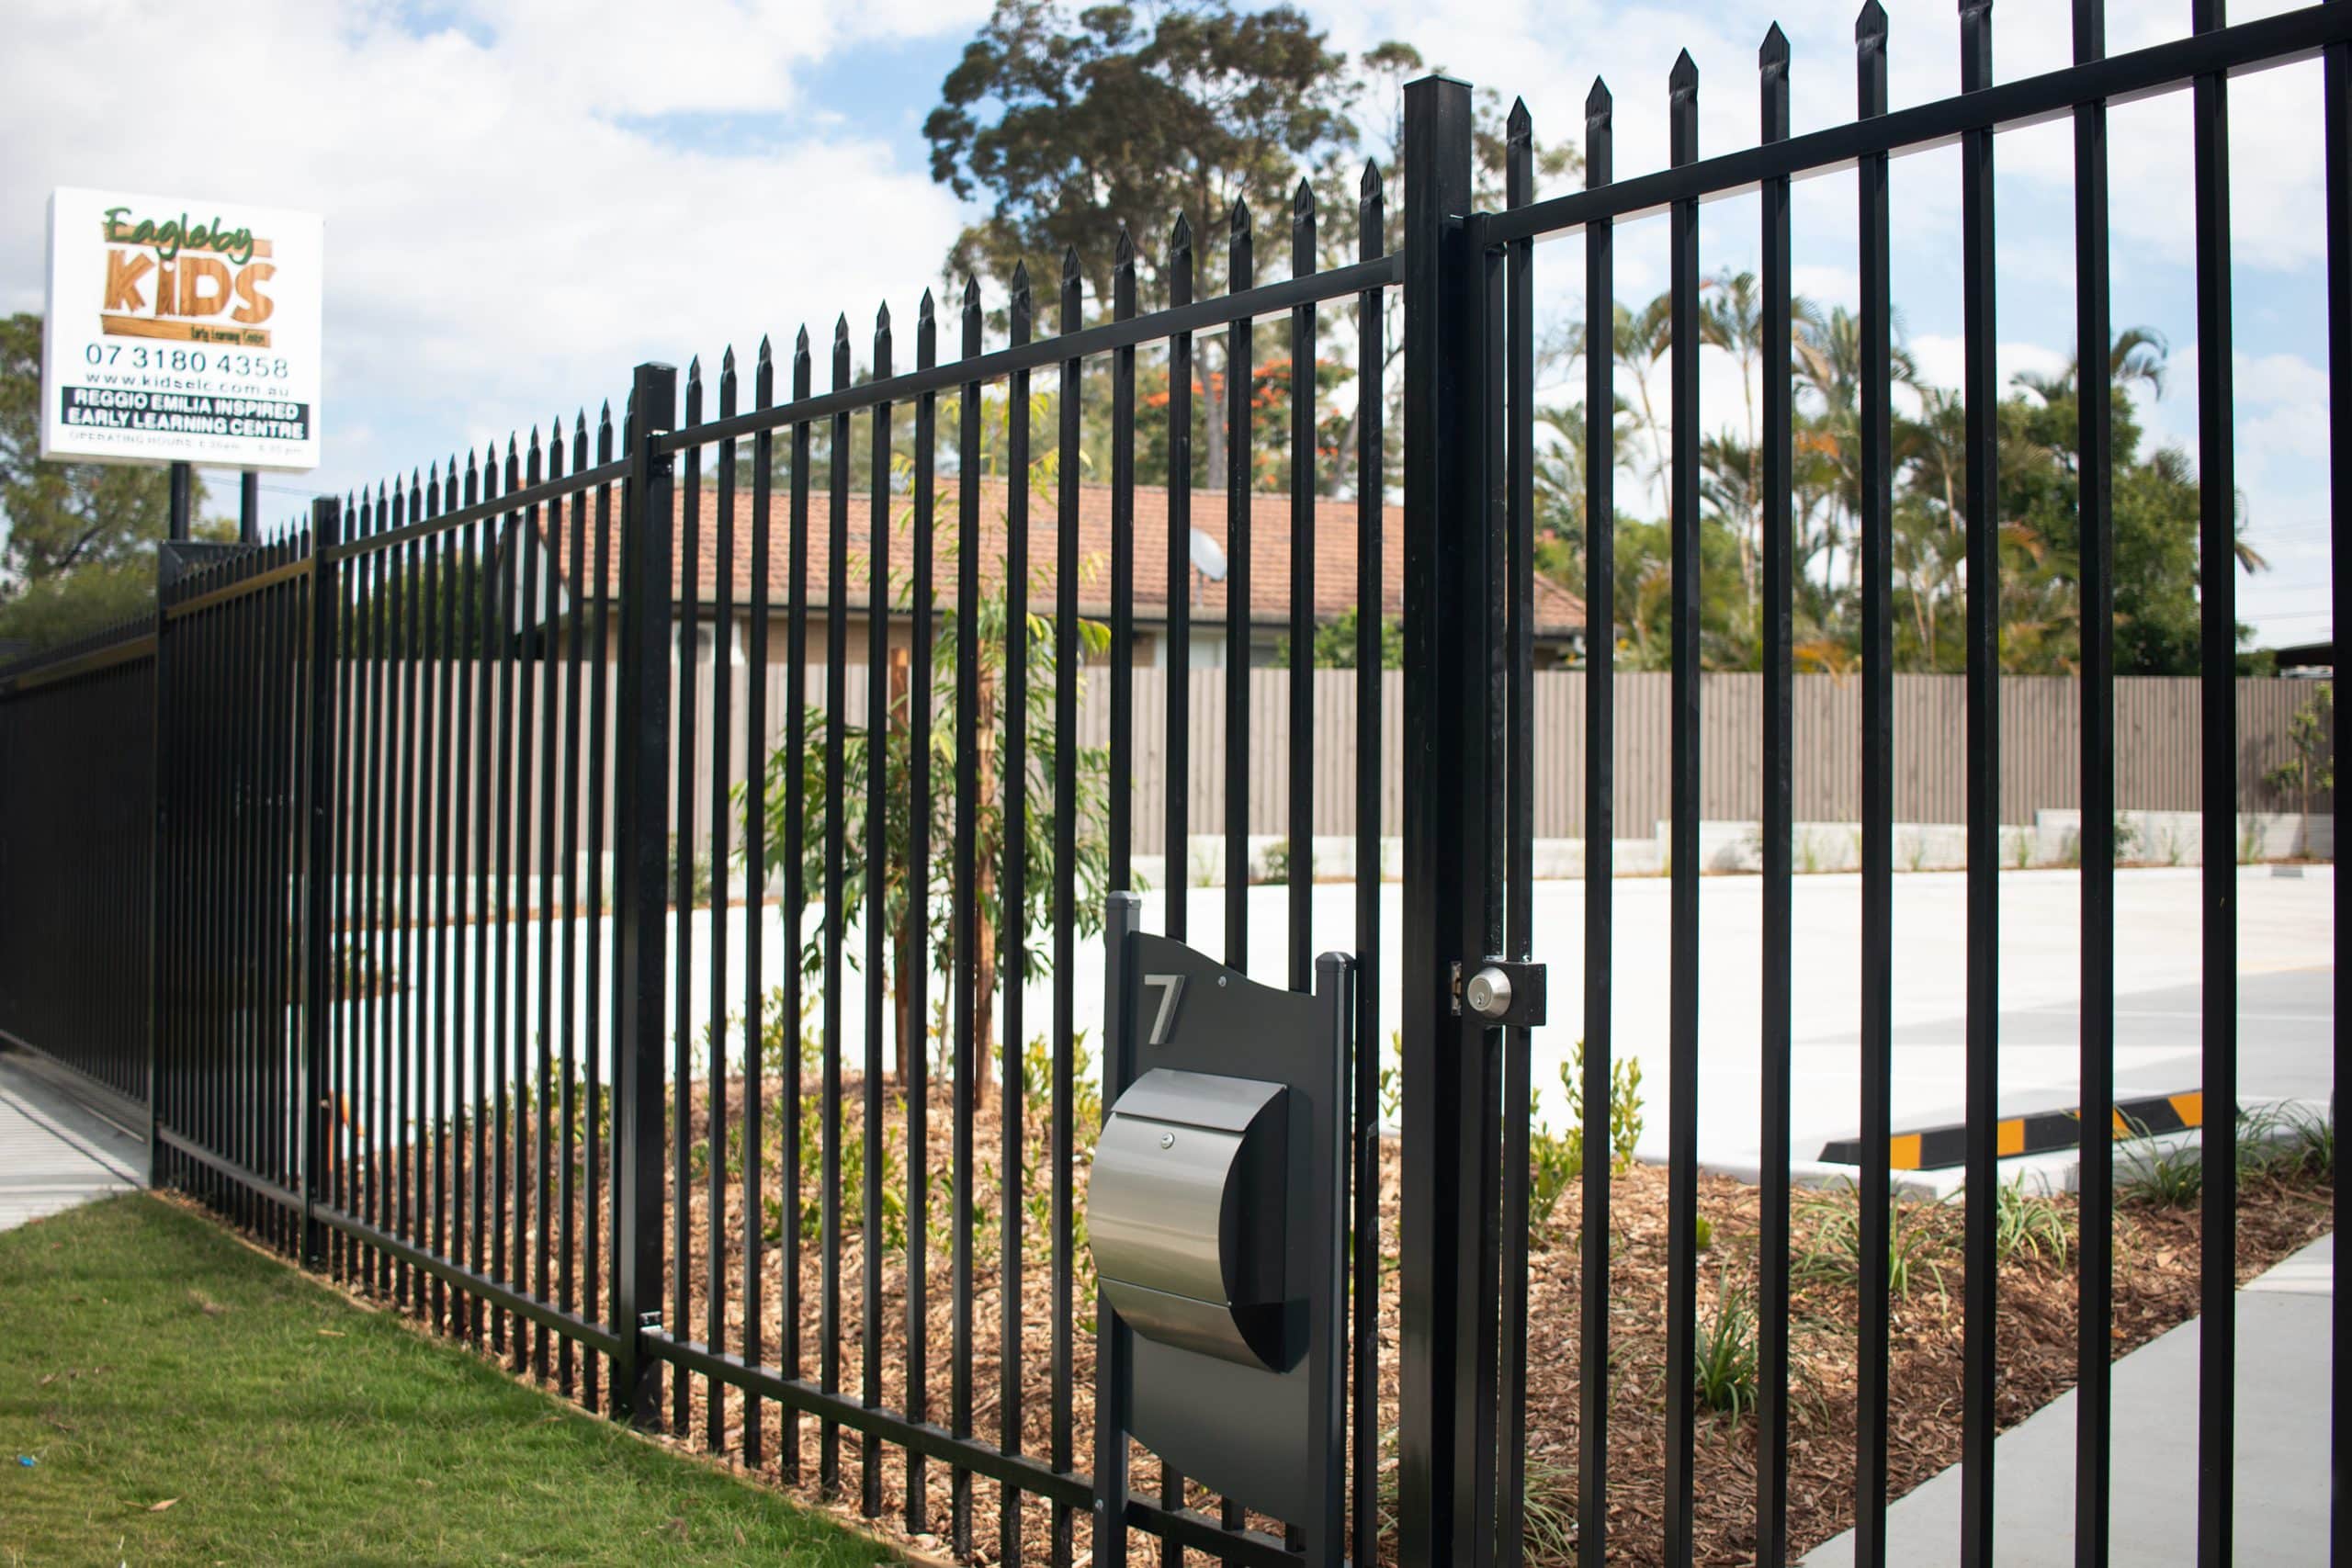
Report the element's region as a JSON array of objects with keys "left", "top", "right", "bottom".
[
  {"left": 1534, "top": 299, "right": 2263, "bottom": 675},
  {"left": 2263, "top": 682, "right": 2334, "bottom": 831},
  {"left": 745, "top": 412, "right": 1118, "bottom": 1087},
  {"left": 1794, "top": 1180, "right": 1945, "bottom": 1301},
  {"left": 1691, "top": 1276, "right": 1760, "bottom": 1416},
  {"left": 1557, "top": 1039, "right": 1644, "bottom": 1179},
  {"left": 1522, "top": 1042, "right": 1643, "bottom": 1227},
  {"left": 1524, "top": 1087, "right": 1577, "bottom": 1228},
  {"left": 926, "top": 0, "right": 1355, "bottom": 310},
  {"left": 1269, "top": 604, "right": 1404, "bottom": 670},
  {"left": 0, "top": 312, "right": 224, "bottom": 649},
  {"left": 1987, "top": 1176, "right": 2074, "bottom": 1268},
  {"left": 1256, "top": 837, "right": 1311, "bottom": 885},
  {"left": 1376, "top": 1427, "right": 1576, "bottom": 1564},
  {"left": 2119, "top": 1134, "right": 2203, "bottom": 1207},
  {"left": 329, "top": 941, "right": 399, "bottom": 1000}
]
